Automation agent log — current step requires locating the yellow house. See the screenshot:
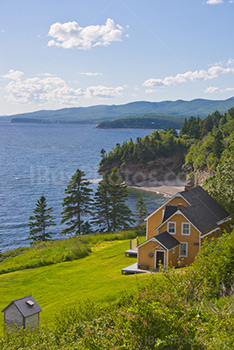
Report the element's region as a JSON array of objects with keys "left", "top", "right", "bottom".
[{"left": 136, "top": 185, "right": 230, "bottom": 271}]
